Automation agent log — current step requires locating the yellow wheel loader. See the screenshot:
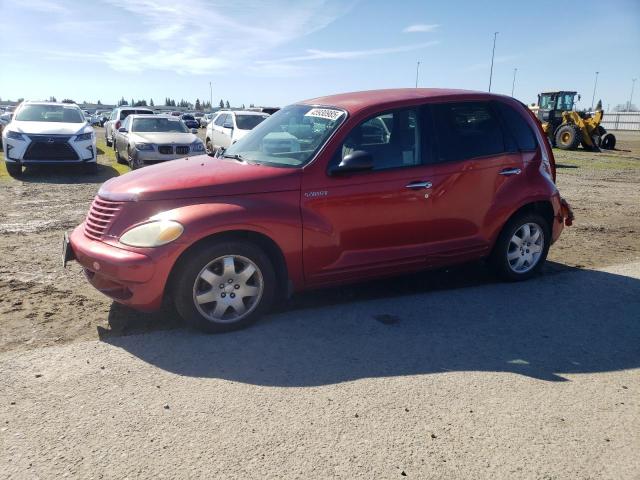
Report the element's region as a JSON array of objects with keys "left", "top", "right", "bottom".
[{"left": 532, "top": 91, "right": 616, "bottom": 151}]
